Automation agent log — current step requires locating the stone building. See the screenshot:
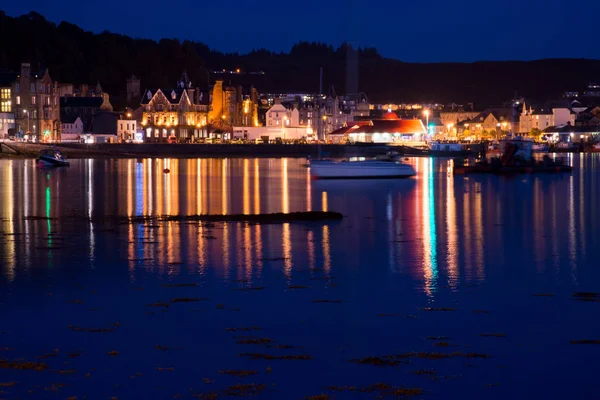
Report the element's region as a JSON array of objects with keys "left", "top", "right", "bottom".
[
  {"left": 209, "top": 80, "right": 259, "bottom": 128},
  {"left": 0, "top": 72, "right": 17, "bottom": 138},
  {"left": 11, "top": 63, "right": 61, "bottom": 142},
  {"left": 140, "top": 72, "right": 208, "bottom": 143}
]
